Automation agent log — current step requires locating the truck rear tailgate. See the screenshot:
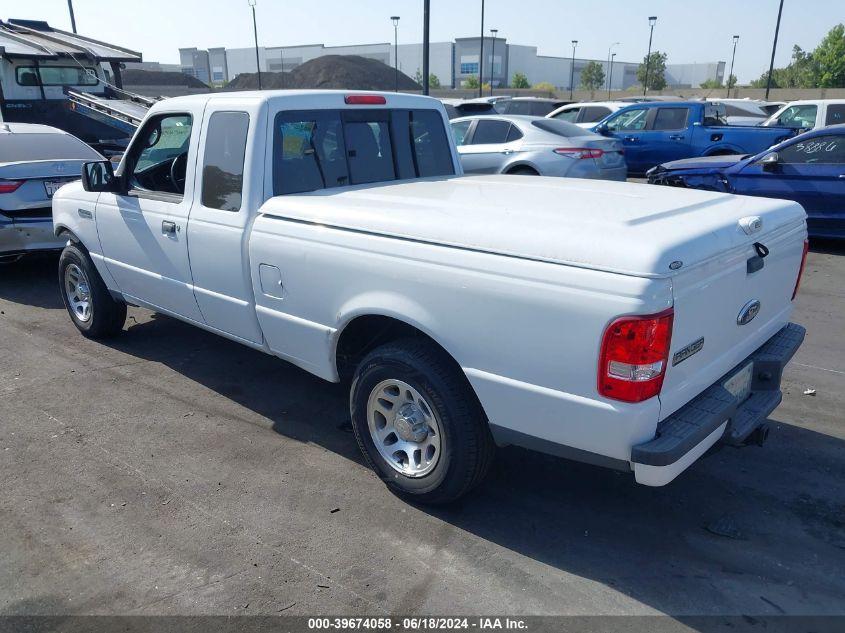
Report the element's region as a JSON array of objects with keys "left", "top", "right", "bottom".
[{"left": 659, "top": 207, "right": 807, "bottom": 420}]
